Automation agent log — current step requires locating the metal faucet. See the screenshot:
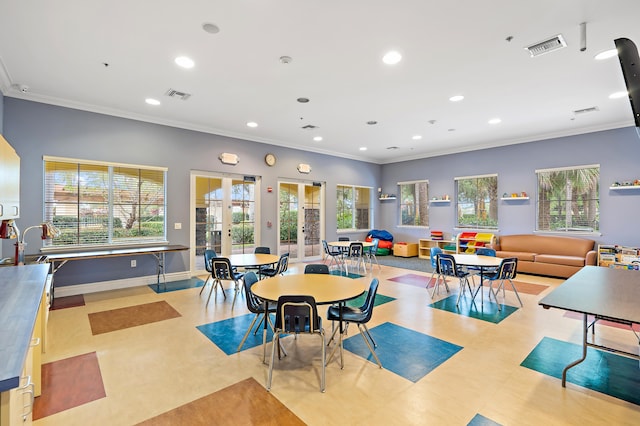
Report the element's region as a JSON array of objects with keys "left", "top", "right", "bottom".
[{"left": 14, "top": 222, "right": 61, "bottom": 265}]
